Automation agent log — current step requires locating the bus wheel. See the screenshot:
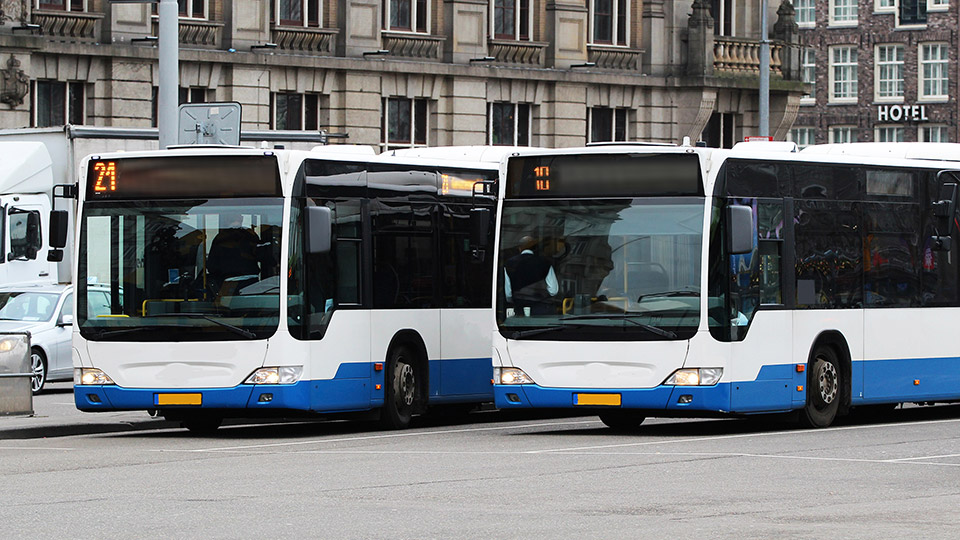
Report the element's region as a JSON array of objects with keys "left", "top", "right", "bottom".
[
  {"left": 382, "top": 345, "right": 419, "bottom": 430},
  {"left": 801, "top": 346, "right": 842, "bottom": 428},
  {"left": 598, "top": 411, "right": 645, "bottom": 430},
  {"left": 181, "top": 415, "right": 223, "bottom": 434}
]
